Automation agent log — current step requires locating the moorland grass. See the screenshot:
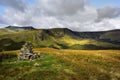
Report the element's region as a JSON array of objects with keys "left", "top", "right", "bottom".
[{"left": 0, "top": 49, "right": 120, "bottom": 80}]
